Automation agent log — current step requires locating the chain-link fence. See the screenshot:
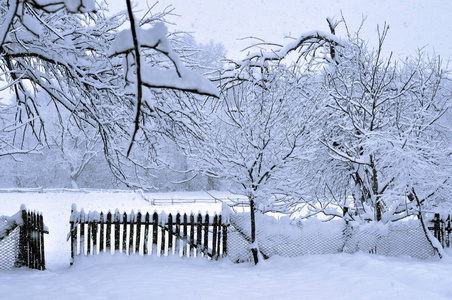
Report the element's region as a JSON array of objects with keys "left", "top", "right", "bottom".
[
  {"left": 227, "top": 213, "right": 436, "bottom": 263},
  {"left": 0, "top": 216, "right": 22, "bottom": 270}
]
